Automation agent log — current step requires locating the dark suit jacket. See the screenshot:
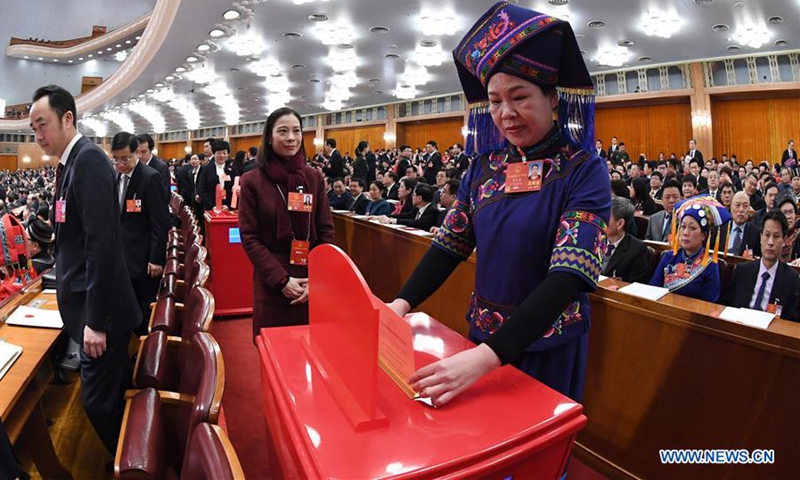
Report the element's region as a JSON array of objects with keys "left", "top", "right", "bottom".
[
  {"left": 423, "top": 152, "right": 442, "bottom": 185},
  {"left": 782, "top": 149, "right": 797, "bottom": 166},
  {"left": 602, "top": 234, "right": 650, "bottom": 283},
  {"left": 353, "top": 155, "right": 368, "bottom": 181},
  {"left": 366, "top": 152, "right": 377, "bottom": 183},
  {"left": 143, "top": 155, "right": 171, "bottom": 201},
  {"left": 595, "top": 148, "right": 607, "bottom": 159},
  {"left": 54, "top": 137, "right": 139, "bottom": 344},
  {"left": 119, "top": 162, "right": 170, "bottom": 278},
  {"left": 175, "top": 164, "right": 195, "bottom": 205},
  {"left": 455, "top": 153, "right": 470, "bottom": 172},
  {"left": 196, "top": 161, "right": 236, "bottom": 211},
  {"left": 687, "top": 149, "right": 704, "bottom": 164},
  {"left": 384, "top": 183, "right": 399, "bottom": 200},
  {"left": 722, "top": 260, "right": 800, "bottom": 322},
  {"left": 396, "top": 203, "right": 439, "bottom": 231},
  {"left": 243, "top": 159, "right": 258, "bottom": 173},
  {"left": 716, "top": 221, "right": 761, "bottom": 257},
  {"left": 323, "top": 150, "right": 345, "bottom": 179},
  {"left": 348, "top": 193, "right": 370, "bottom": 215}
]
